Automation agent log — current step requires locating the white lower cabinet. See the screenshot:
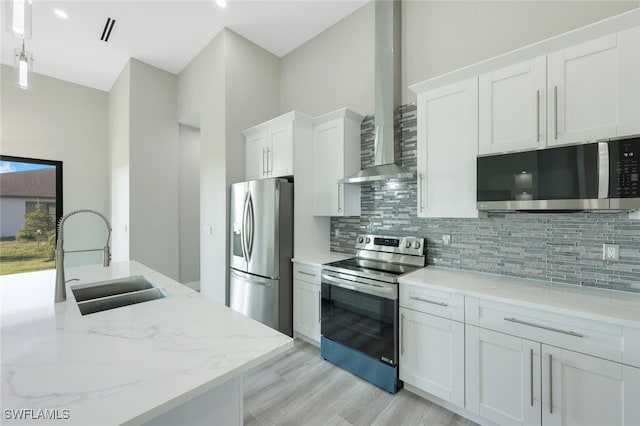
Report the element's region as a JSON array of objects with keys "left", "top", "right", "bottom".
[
  {"left": 293, "top": 263, "right": 321, "bottom": 345},
  {"left": 465, "top": 325, "right": 541, "bottom": 426},
  {"left": 399, "top": 307, "right": 465, "bottom": 406},
  {"left": 466, "top": 324, "right": 639, "bottom": 426},
  {"left": 542, "top": 346, "right": 637, "bottom": 426}
]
